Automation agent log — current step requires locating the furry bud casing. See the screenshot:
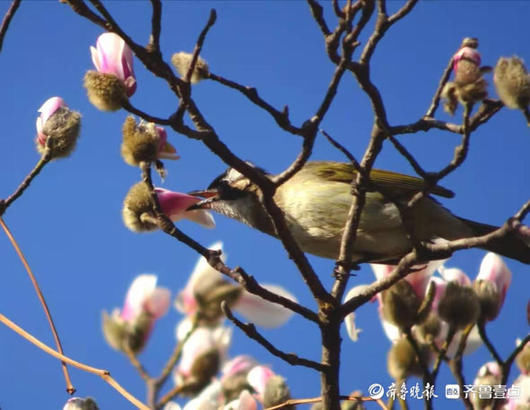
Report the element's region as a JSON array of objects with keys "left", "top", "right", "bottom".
[
  {"left": 84, "top": 71, "right": 128, "bottom": 111},
  {"left": 171, "top": 52, "right": 209, "bottom": 84},
  {"left": 437, "top": 282, "right": 480, "bottom": 330}
]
